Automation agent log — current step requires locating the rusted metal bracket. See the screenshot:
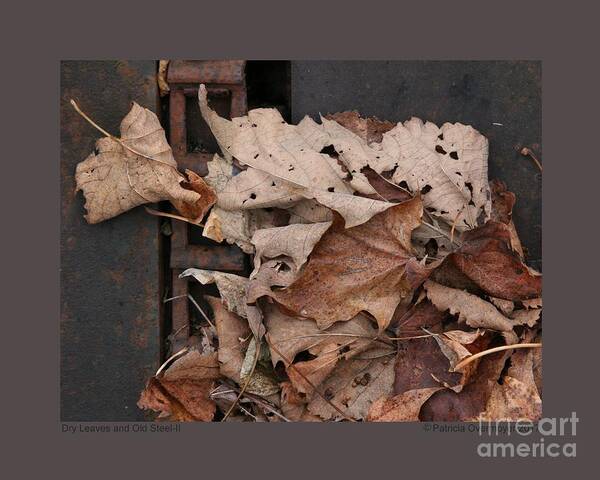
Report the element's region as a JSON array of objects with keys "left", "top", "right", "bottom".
[{"left": 167, "top": 60, "right": 248, "bottom": 352}]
